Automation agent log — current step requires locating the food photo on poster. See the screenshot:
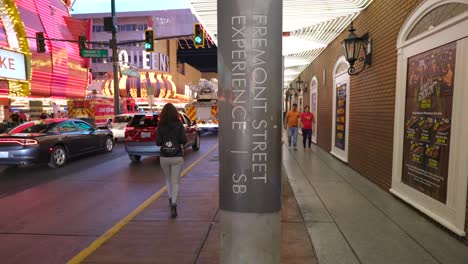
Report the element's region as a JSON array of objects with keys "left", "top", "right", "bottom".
[{"left": 401, "top": 41, "right": 456, "bottom": 204}]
